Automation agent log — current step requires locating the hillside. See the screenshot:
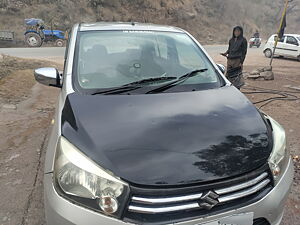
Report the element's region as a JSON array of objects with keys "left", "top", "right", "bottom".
[{"left": 0, "top": 0, "right": 299, "bottom": 44}]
